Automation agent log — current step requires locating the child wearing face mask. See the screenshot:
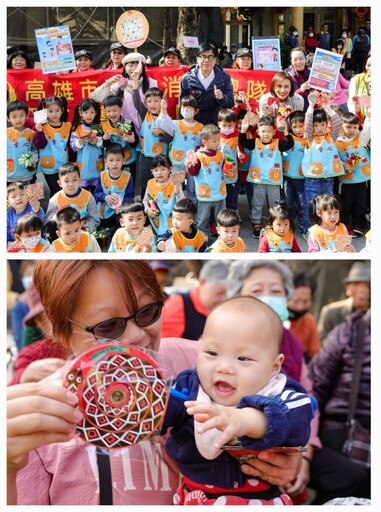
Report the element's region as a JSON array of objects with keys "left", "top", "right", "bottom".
[
  {"left": 9, "top": 213, "right": 51, "bottom": 253},
  {"left": 157, "top": 95, "right": 203, "bottom": 205}
]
